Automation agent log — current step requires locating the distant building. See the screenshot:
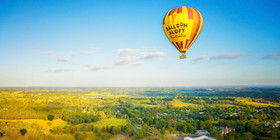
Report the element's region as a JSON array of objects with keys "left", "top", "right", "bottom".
[
  {"left": 115, "top": 110, "right": 120, "bottom": 114},
  {"left": 219, "top": 127, "right": 235, "bottom": 135},
  {"left": 184, "top": 135, "right": 216, "bottom": 140},
  {"left": 273, "top": 123, "right": 279, "bottom": 128},
  {"left": 230, "top": 113, "right": 238, "bottom": 116},
  {"left": 195, "top": 130, "right": 209, "bottom": 135},
  {"left": 264, "top": 122, "right": 271, "bottom": 127},
  {"left": 199, "top": 112, "right": 204, "bottom": 115}
]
